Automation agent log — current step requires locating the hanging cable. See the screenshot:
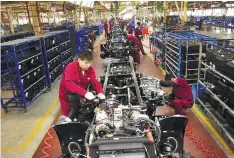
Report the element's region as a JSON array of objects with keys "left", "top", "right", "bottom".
[
  {"left": 166, "top": 105, "right": 220, "bottom": 158},
  {"left": 40, "top": 128, "right": 54, "bottom": 158}
]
